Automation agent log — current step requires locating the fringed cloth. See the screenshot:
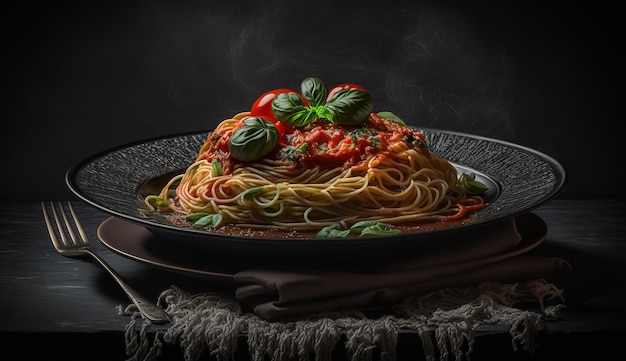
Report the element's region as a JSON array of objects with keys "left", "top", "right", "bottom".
[{"left": 119, "top": 279, "right": 565, "bottom": 361}]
